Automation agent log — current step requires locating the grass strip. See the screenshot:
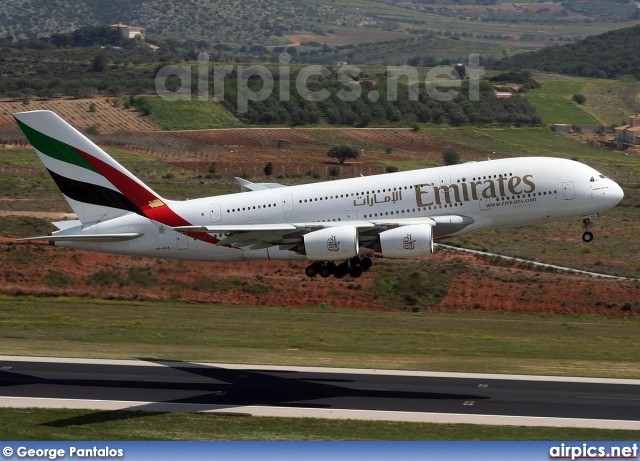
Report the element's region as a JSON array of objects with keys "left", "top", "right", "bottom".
[
  {"left": 1, "top": 296, "right": 639, "bottom": 378},
  {"left": 1, "top": 408, "right": 638, "bottom": 441}
]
